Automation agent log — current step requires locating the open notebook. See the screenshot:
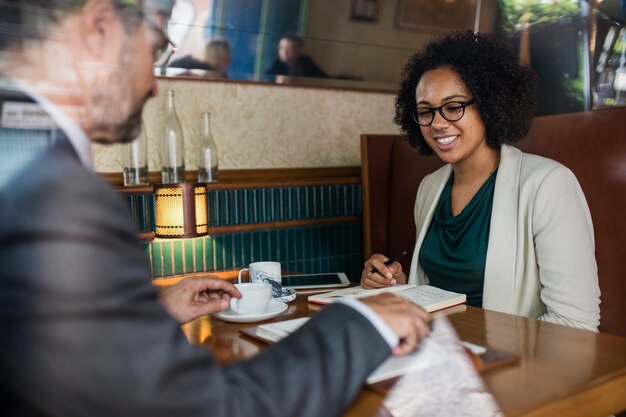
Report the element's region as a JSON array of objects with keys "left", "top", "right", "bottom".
[{"left": 307, "top": 284, "right": 467, "bottom": 313}]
